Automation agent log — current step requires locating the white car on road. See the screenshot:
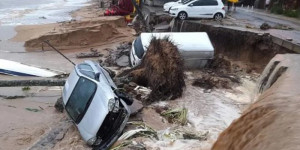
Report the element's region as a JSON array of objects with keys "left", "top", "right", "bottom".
[
  {"left": 163, "top": 0, "right": 192, "bottom": 12},
  {"left": 169, "top": 0, "right": 225, "bottom": 20}
]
